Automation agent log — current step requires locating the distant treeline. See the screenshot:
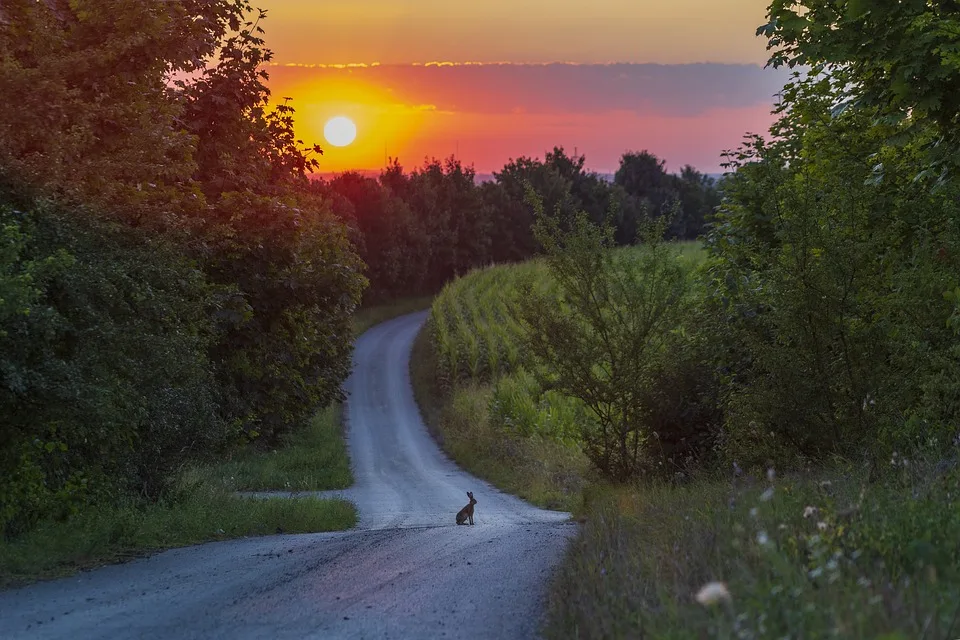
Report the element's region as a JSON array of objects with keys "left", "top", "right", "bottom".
[{"left": 313, "top": 149, "right": 720, "bottom": 301}]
